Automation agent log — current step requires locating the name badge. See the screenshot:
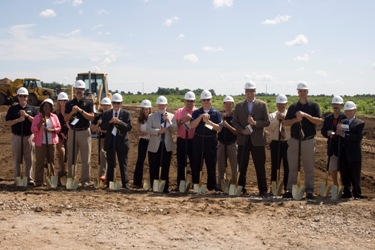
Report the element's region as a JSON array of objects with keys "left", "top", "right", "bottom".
[
  {"left": 341, "top": 124, "right": 349, "bottom": 132},
  {"left": 71, "top": 118, "right": 79, "bottom": 126},
  {"left": 246, "top": 124, "right": 253, "bottom": 134},
  {"left": 205, "top": 123, "right": 213, "bottom": 130},
  {"left": 112, "top": 126, "right": 117, "bottom": 136}
]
